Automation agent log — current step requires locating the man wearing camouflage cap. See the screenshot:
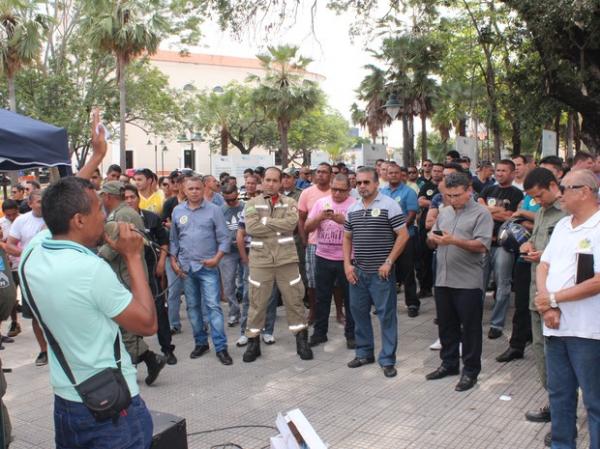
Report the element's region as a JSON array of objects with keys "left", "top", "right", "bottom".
[{"left": 98, "top": 181, "right": 167, "bottom": 386}]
